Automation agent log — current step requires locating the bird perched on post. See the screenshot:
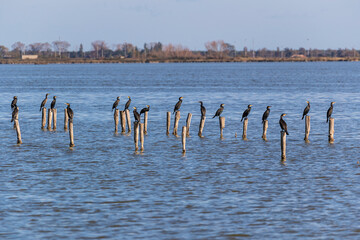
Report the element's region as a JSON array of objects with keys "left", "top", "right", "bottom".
[
  {"left": 198, "top": 101, "right": 206, "bottom": 117},
  {"left": 241, "top": 104, "right": 252, "bottom": 122},
  {"left": 302, "top": 101, "right": 310, "bottom": 120},
  {"left": 65, "top": 103, "right": 74, "bottom": 122},
  {"left": 173, "top": 97, "right": 183, "bottom": 114},
  {"left": 11, "top": 106, "right": 19, "bottom": 122},
  {"left": 212, "top": 104, "right": 225, "bottom": 118},
  {"left": 279, "top": 113, "right": 289, "bottom": 135},
  {"left": 327, "top": 102, "right": 335, "bottom": 123},
  {"left": 39, "top": 93, "right": 49, "bottom": 111},
  {"left": 11, "top": 96, "right": 17, "bottom": 110},
  {"left": 112, "top": 96, "right": 120, "bottom": 111},
  {"left": 133, "top": 107, "right": 140, "bottom": 122},
  {"left": 262, "top": 106, "right": 271, "bottom": 123},
  {"left": 140, "top": 105, "right": 150, "bottom": 115},
  {"left": 124, "top": 96, "right": 131, "bottom": 111},
  {"left": 50, "top": 96, "right": 57, "bottom": 109}
]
